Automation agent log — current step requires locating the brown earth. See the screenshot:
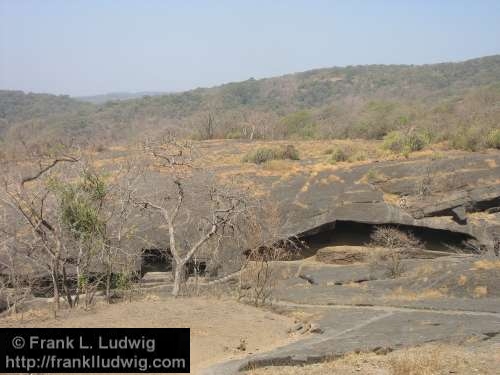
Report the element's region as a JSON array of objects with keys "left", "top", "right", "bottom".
[{"left": 0, "top": 296, "right": 296, "bottom": 374}]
